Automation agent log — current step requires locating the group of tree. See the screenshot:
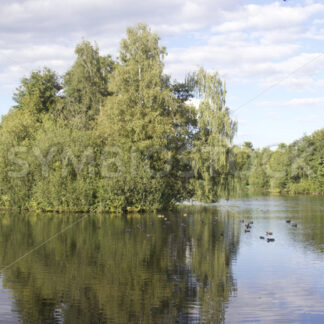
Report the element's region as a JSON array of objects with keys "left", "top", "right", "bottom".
[
  {"left": 232, "top": 129, "right": 324, "bottom": 195},
  {"left": 0, "top": 23, "right": 322, "bottom": 212},
  {"left": 0, "top": 23, "right": 236, "bottom": 212}
]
